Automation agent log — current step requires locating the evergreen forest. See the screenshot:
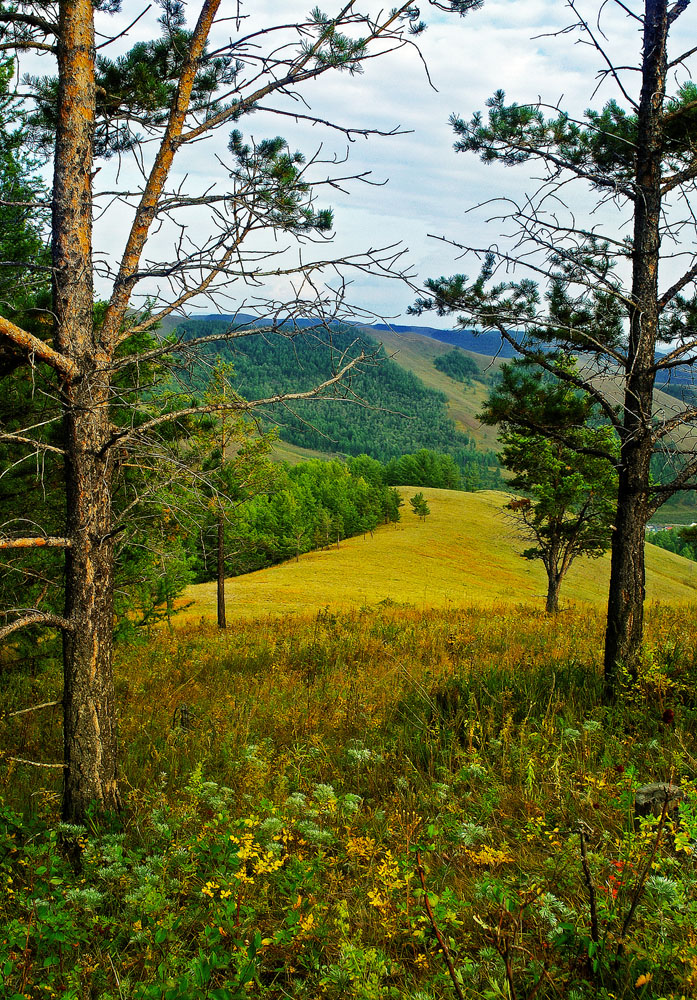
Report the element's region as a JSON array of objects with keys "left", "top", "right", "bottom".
[{"left": 178, "top": 318, "right": 502, "bottom": 491}]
